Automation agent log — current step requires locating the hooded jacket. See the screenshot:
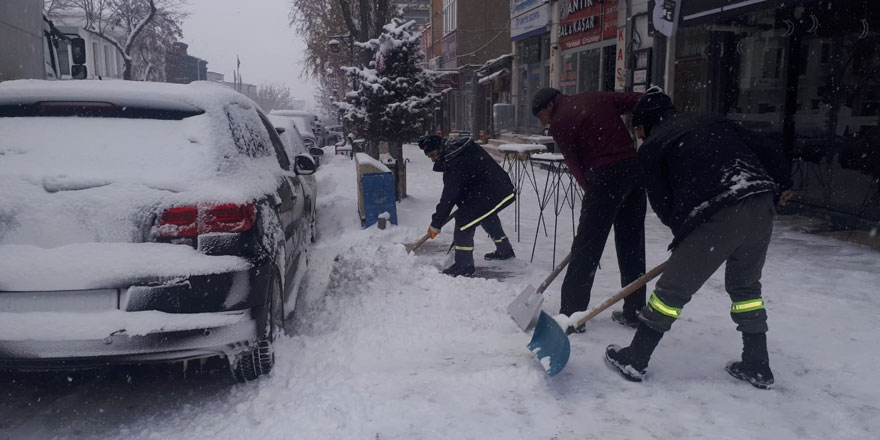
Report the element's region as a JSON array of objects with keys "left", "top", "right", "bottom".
[
  {"left": 431, "top": 138, "right": 515, "bottom": 231},
  {"left": 638, "top": 112, "right": 793, "bottom": 249}
]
